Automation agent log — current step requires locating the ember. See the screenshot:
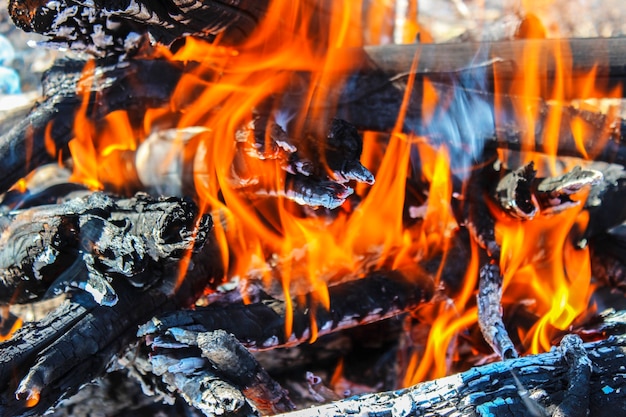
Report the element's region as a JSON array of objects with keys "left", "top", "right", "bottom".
[{"left": 1, "top": 0, "right": 626, "bottom": 416}]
